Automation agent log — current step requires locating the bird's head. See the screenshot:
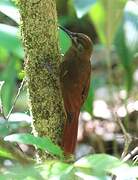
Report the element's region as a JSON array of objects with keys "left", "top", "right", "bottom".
[{"left": 59, "top": 26, "right": 93, "bottom": 56}]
